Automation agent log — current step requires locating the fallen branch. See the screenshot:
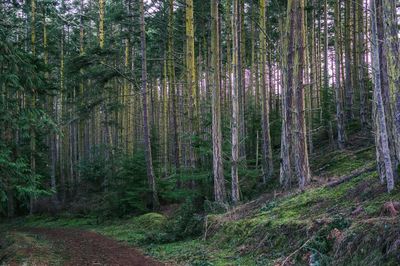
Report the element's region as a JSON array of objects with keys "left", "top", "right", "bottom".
[
  {"left": 281, "top": 238, "right": 313, "bottom": 266},
  {"left": 325, "top": 165, "right": 376, "bottom": 188}
]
